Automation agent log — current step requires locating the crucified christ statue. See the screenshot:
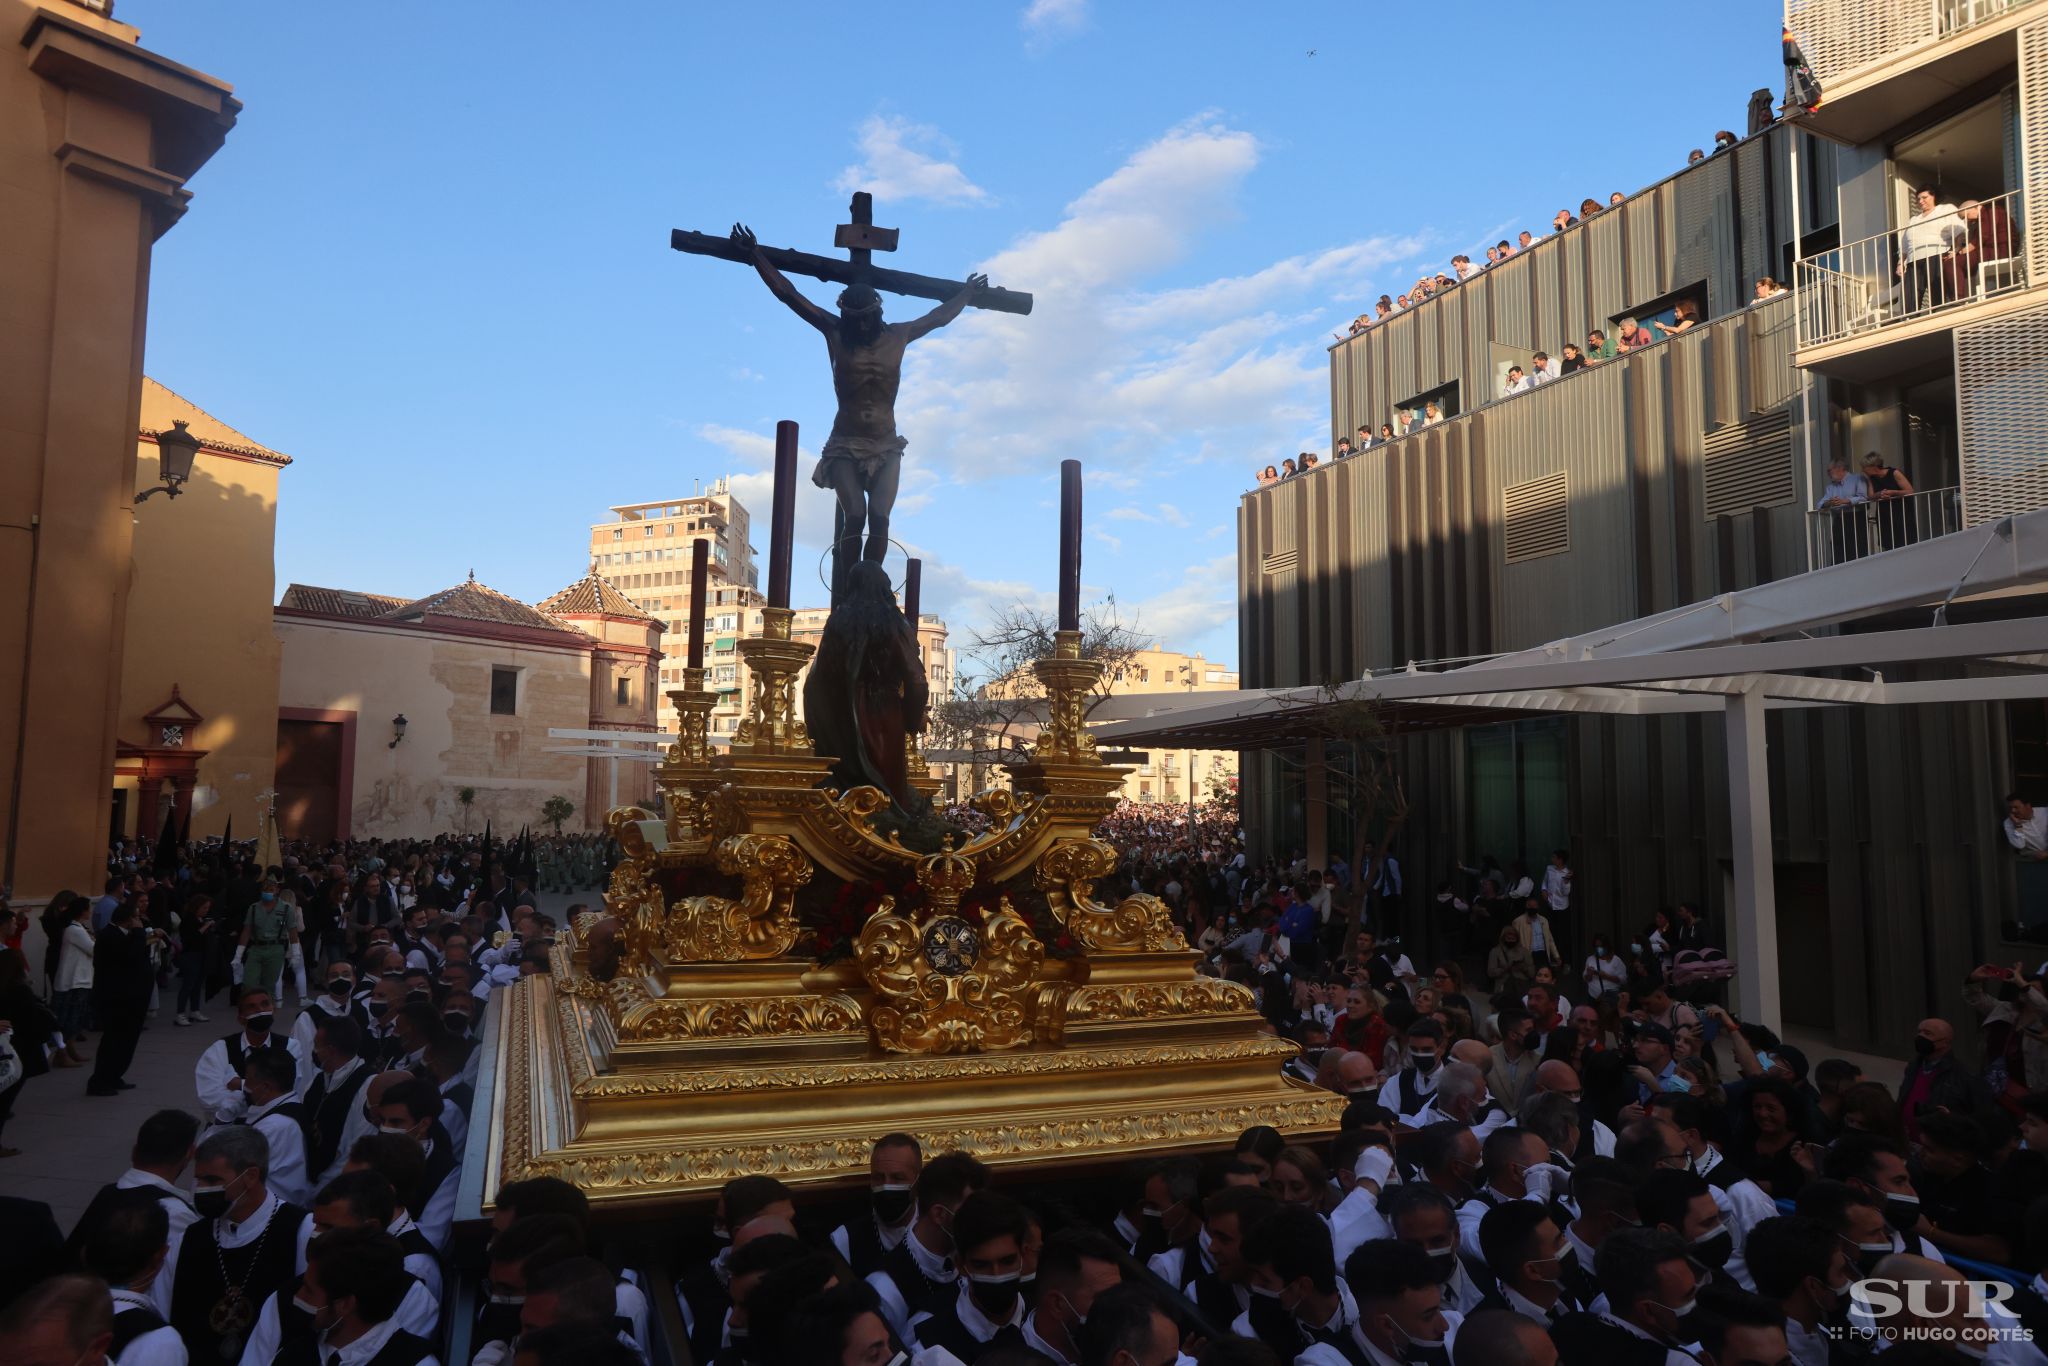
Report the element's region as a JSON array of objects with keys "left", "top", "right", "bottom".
[{"left": 729, "top": 223, "right": 986, "bottom": 592}]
